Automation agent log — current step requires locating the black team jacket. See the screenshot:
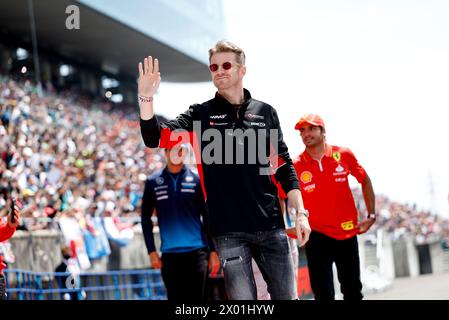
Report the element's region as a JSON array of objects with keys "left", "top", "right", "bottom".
[{"left": 140, "top": 89, "right": 299, "bottom": 237}]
